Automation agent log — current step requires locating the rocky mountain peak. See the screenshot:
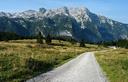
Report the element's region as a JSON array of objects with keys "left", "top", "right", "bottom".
[
  {"left": 39, "top": 8, "right": 46, "bottom": 13},
  {"left": 0, "top": 7, "right": 128, "bottom": 42}
]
